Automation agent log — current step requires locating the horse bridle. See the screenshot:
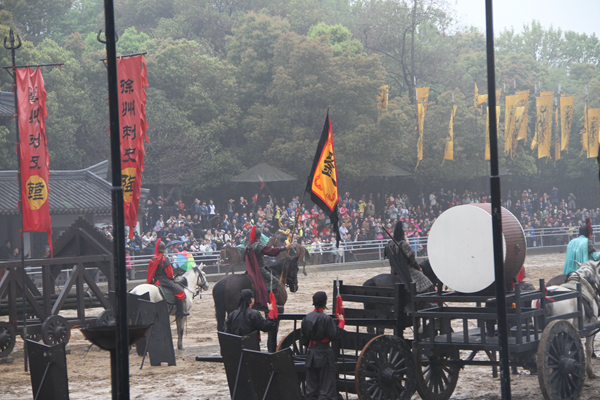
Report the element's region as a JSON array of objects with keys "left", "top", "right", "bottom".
[{"left": 177, "top": 268, "right": 207, "bottom": 299}]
